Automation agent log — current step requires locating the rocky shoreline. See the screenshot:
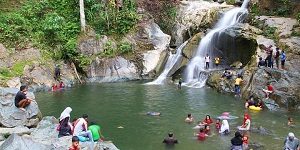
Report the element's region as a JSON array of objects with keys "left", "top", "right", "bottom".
[{"left": 0, "top": 88, "right": 119, "bottom": 150}]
